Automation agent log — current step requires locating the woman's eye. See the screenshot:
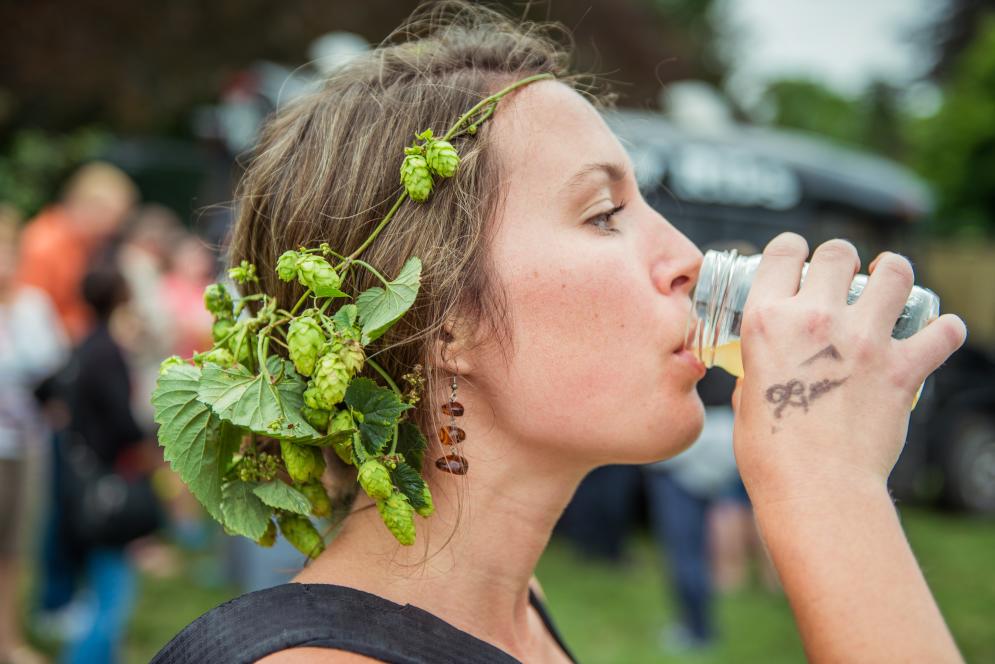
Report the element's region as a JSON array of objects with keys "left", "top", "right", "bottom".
[{"left": 587, "top": 202, "right": 626, "bottom": 234}]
